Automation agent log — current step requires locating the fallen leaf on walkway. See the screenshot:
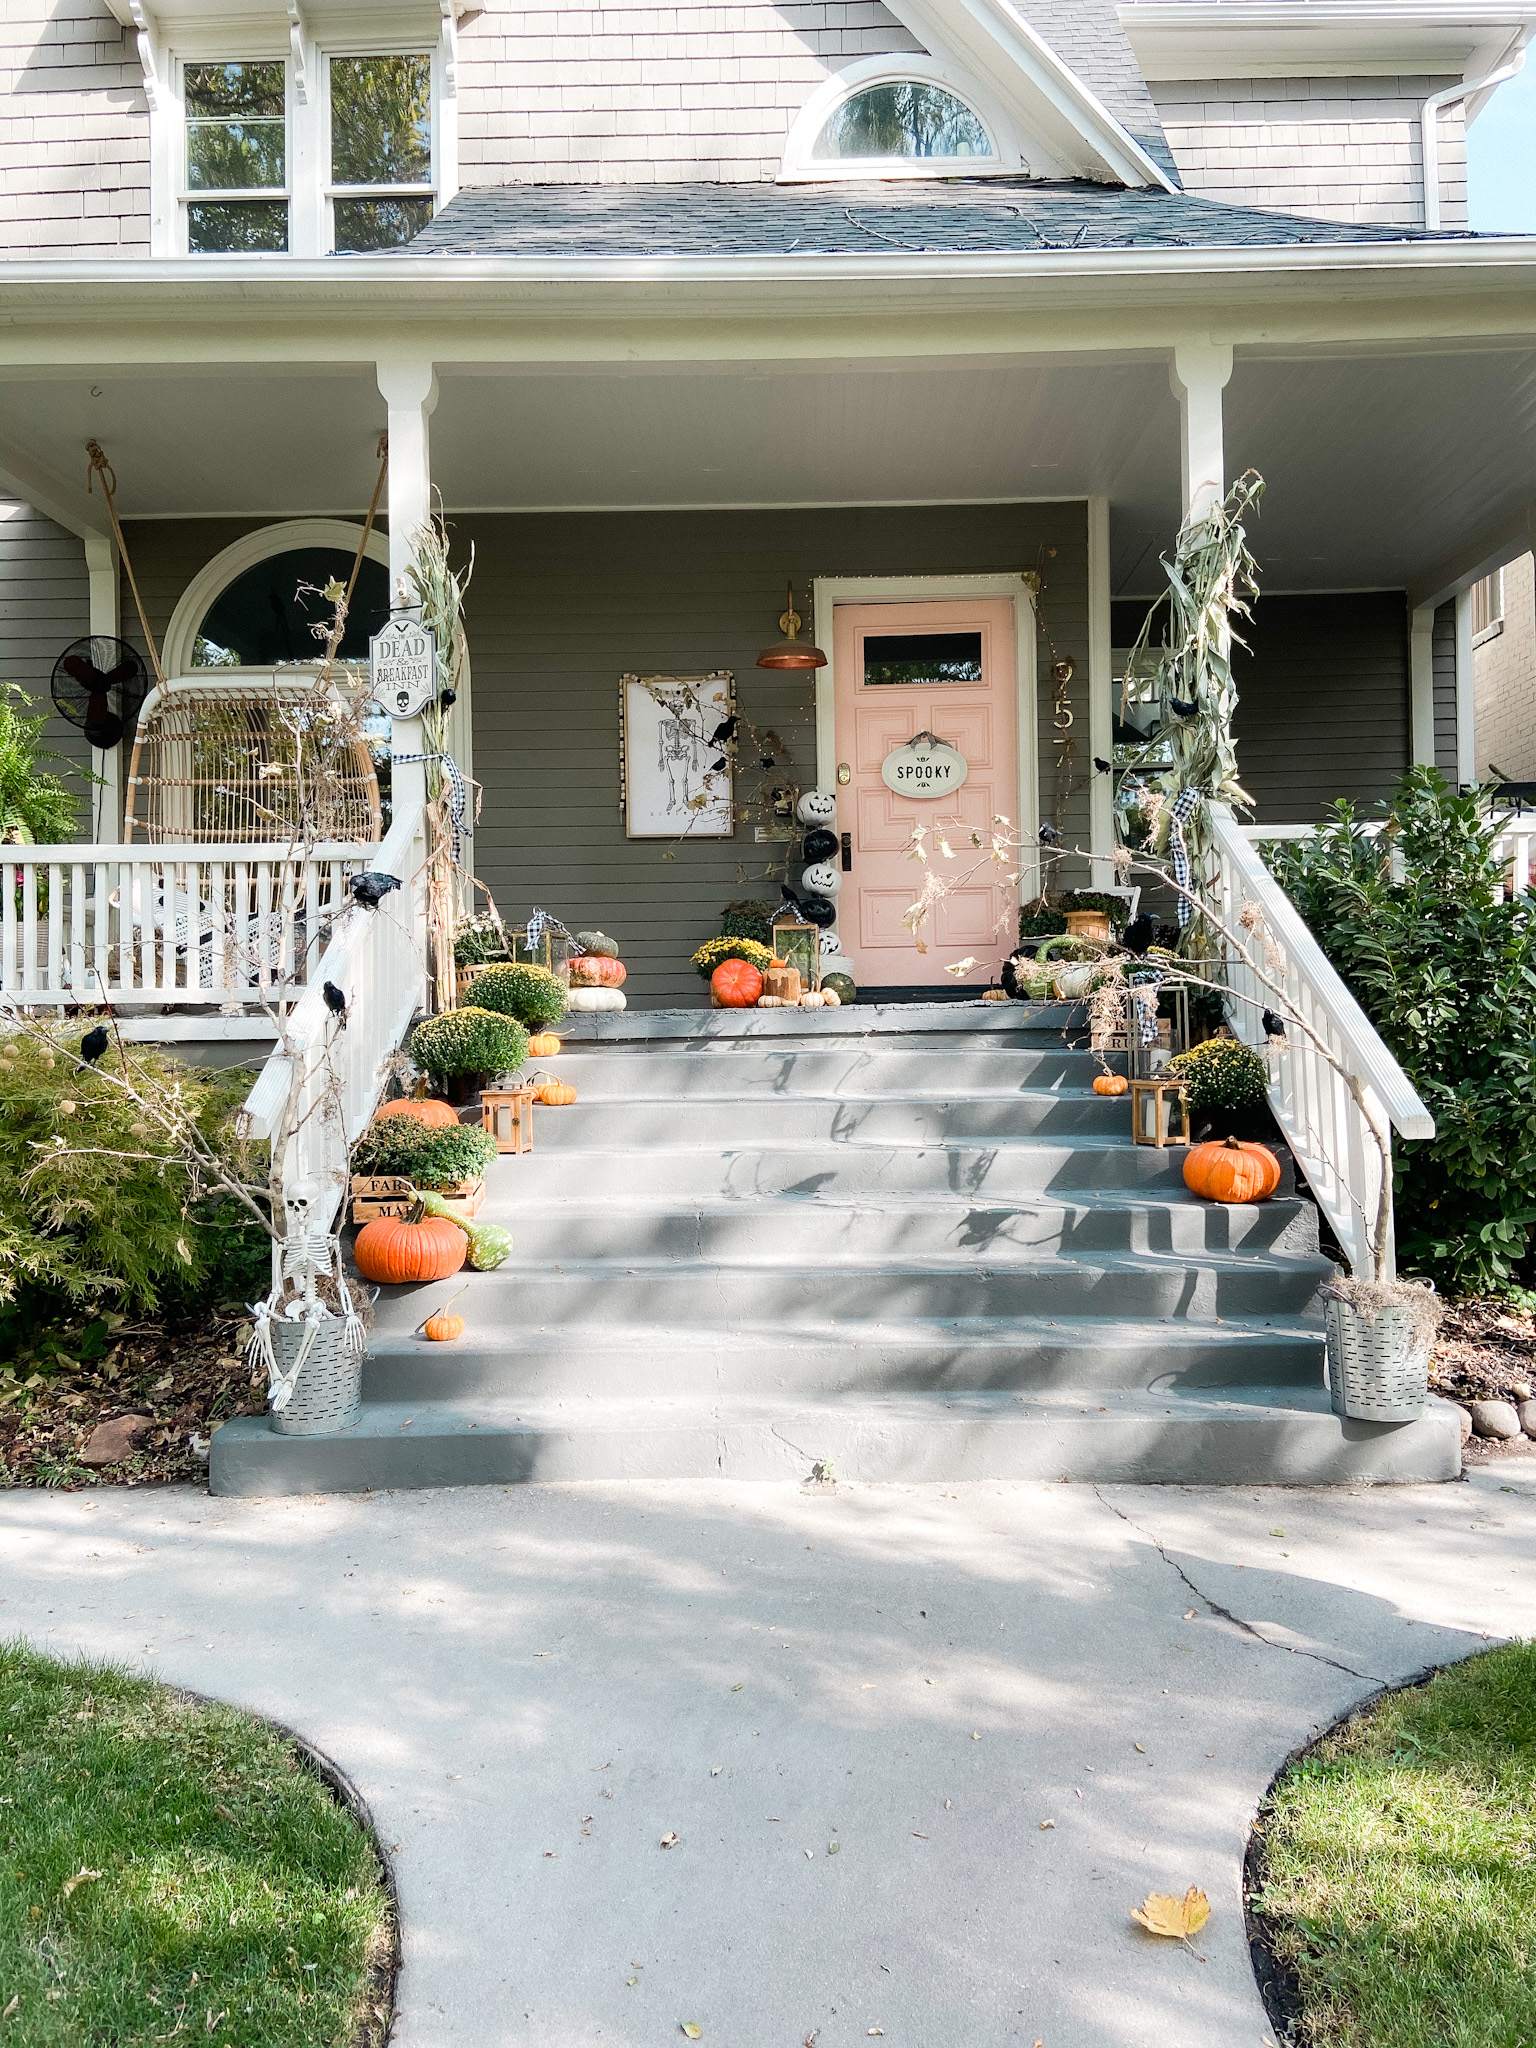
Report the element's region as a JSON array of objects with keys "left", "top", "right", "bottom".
[
  {"left": 627, "top": 1977, "right": 638, "bottom": 1987},
  {"left": 869, "top": 2030, "right": 885, "bottom": 2037},
  {"left": 61, "top": 1868, "right": 102, "bottom": 1898},
  {"left": 971, "top": 1732, "right": 981, "bottom": 1741},
  {"left": 731, "top": 1684, "right": 744, "bottom": 1693},
  {"left": 1131, "top": 1887, "right": 1210, "bottom": 1941},
  {"left": 912, "top": 1831, "right": 928, "bottom": 1839},
  {"left": 861, "top": 1684, "right": 876, "bottom": 1690},
  {"left": 829, "top": 1841, "right": 840, "bottom": 1854},
  {"left": 1183, "top": 1609, "right": 1198, "bottom": 1620},
  {"left": 710, "top": 1766, "right": 722, "bottom": 1777},
  {"left": 680, "top": 2026, "right": 702, "bottom": 2040},
  {"left": 1134, "top": 1743, "right": 1146, "bottom": 1754},
  {"left": 1270, "top": 1529, "right": 1286, "bottom": 1538},
  {"left": 659, "top": 1833, "right": 679, "bottom": 1849},
  {"left": 1039, "top": 1820, "right": 1055, "bottom": 1831},
  {"left": 805, "top": 1849, "right": 815, "bottom": 1859}
]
